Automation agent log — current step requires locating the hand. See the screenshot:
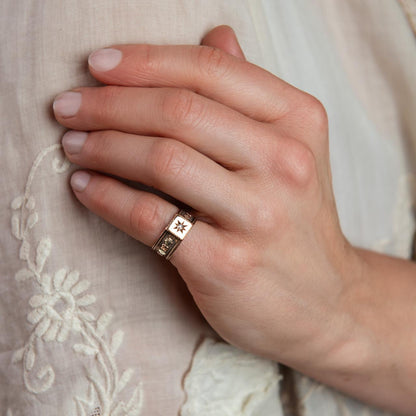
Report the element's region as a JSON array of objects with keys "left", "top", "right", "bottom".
[{"left": 52, "top": 26, "right": 361, "bottom": 371}]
